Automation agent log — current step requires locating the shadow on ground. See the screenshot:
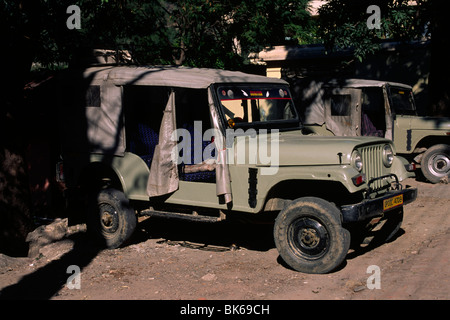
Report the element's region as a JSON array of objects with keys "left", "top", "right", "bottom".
[
  {"left": 0, "top": 233, "right": 101, "bottom": 300},
  {"left": 130, "top": 217, "right": 277, "bottom": 252}
]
